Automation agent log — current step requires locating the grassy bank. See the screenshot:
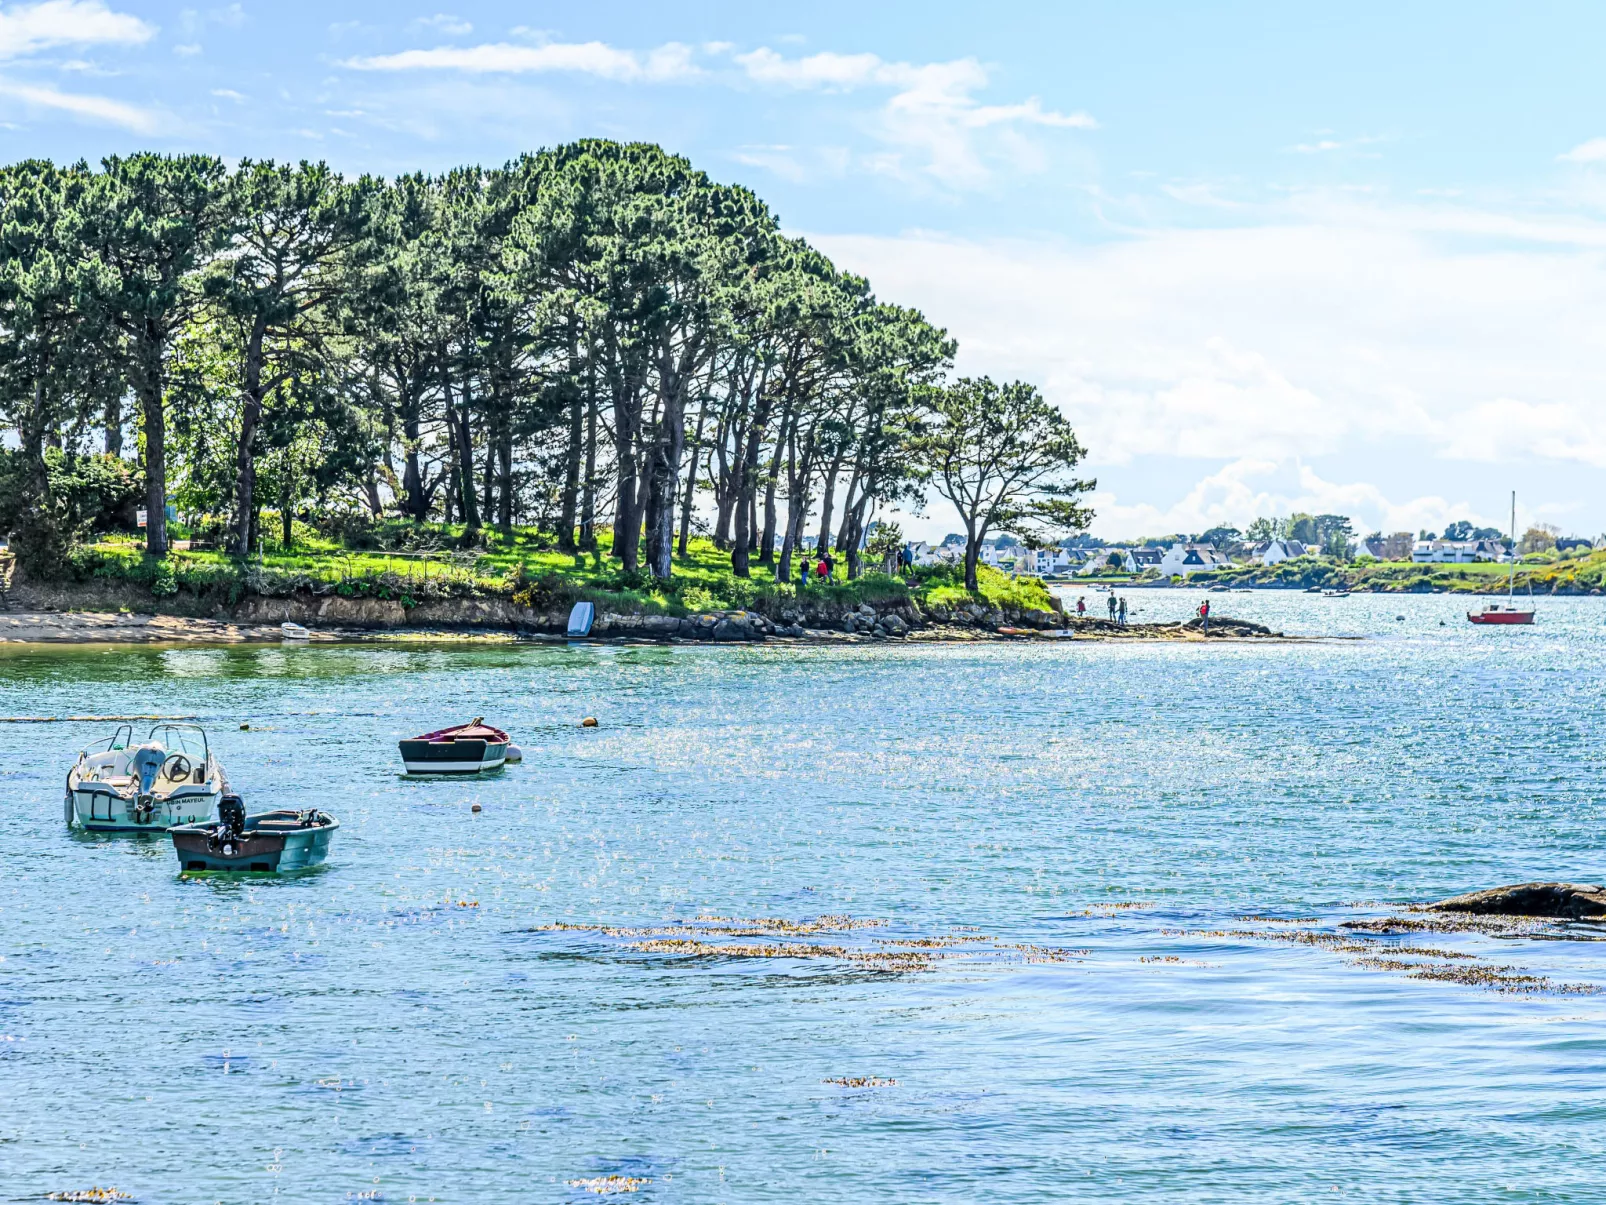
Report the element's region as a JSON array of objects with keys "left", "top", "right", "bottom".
[{"left": 42, "top": 526, "right": 1058, "bottom": 619}]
